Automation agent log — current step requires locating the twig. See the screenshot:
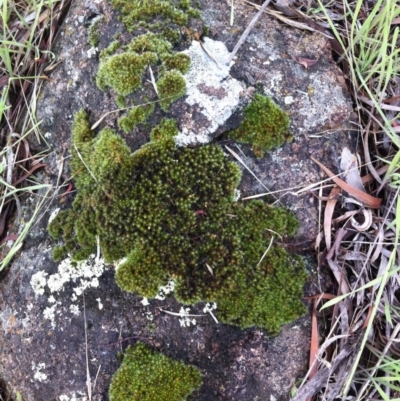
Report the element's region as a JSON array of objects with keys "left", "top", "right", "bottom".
[
  {"left": 83, "top": 294, "right": 92, "bottom": 401},
  {"left": 226, "top": 0, "right": 273, "bottom": 65}
]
